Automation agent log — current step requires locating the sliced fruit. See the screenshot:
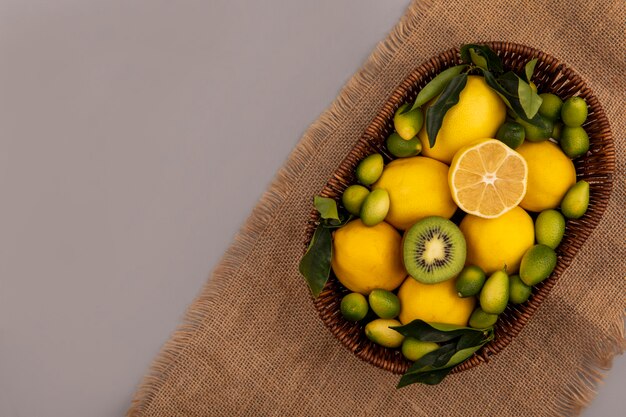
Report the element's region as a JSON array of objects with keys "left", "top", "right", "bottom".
[
  {"left": 449, "top": 139, "right": 528, "bottom": 218},
  {"left": 402, "top": 216, "right": 467, "bottom": 284}
]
